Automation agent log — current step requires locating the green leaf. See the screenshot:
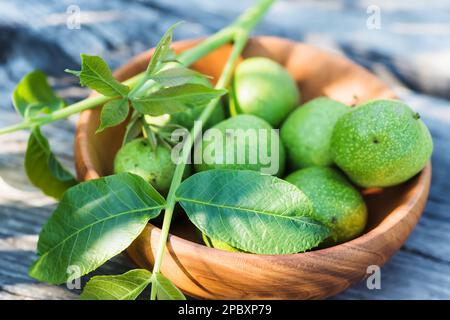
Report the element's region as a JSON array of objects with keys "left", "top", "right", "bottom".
[
  {"left": 80, "top": 269, "right": 152, "bottom": 300},
  {"left": 154, "top": 273, "right": 186, "bottom": 300},
  {"left": 25, "top": 128, "right": 77, "bottom": 199},
  {"left": 146, "top": 22, "right": 182, "bottom": 75},
  {"left": 12, "top": 70, "right": 65, "bottom": 117},
  {"left": 97, "top": 97, "right": 130, "bottom": 133},
  {"left": 150, "top": 67, "right": 208, "bottom": 87},
  {"left": 122, "top": 112, "right": 143, "bottom": 145},
  {"left": 65, "top": 69, "right": 81, "bottom": 77},
  {"left": 29, "top": 173, "right": 165, "bottom": 284},
  {"left": 131, "top": 84, "right": 226, "bottom": 116},
  {"left": 66, "top": 54, "right": 129, "bottom": 97},
  {"left": 12, "top": 72, "right": 74, "bottom": 199},
  {"left": 176, "top": 170, "right": 331, "bottom": 254},
  {"left": 143, "top": 125, "right": 157, "bottom": 150}
]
